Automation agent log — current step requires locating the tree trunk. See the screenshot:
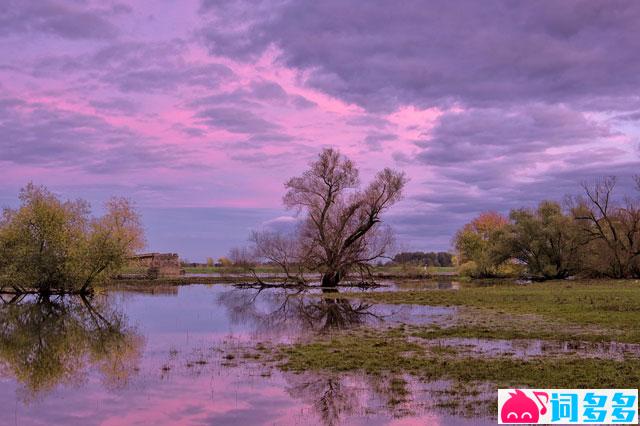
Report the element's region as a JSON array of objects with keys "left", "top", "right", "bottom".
[{"left": 321, "top": 270, "right": 342, "bottom": 287}]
